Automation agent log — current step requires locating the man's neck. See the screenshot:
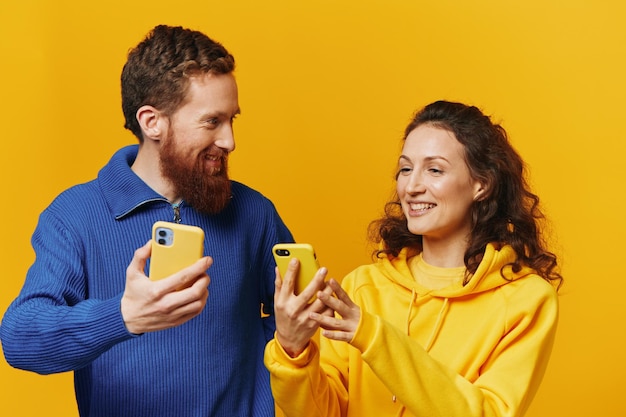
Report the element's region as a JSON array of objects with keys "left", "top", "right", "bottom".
[{"left": 131, "top": 144, "right": 180, "bottom": 203}]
